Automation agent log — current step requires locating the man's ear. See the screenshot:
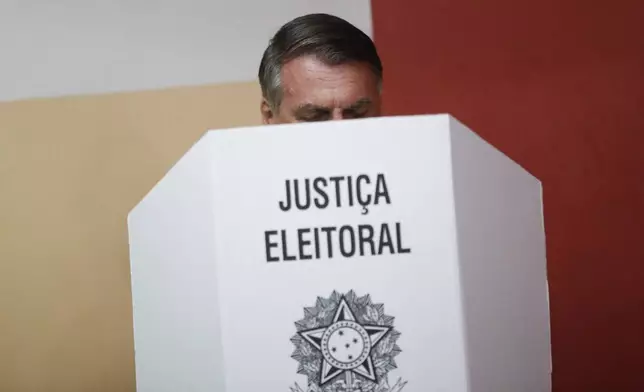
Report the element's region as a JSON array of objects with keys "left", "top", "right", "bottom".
[{"left": 260, "top": 98, "right": 274, "bottom": 124}]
